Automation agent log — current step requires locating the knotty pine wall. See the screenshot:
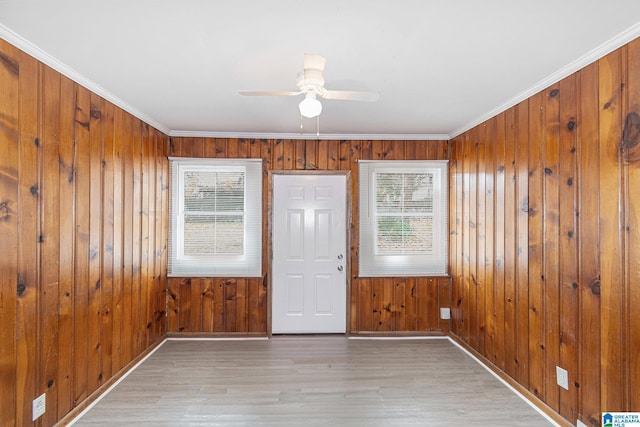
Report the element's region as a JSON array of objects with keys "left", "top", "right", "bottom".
[
  {"left": 449, "top": 38, "right": 640, "bottom": 426},
  {"left": 0, "top": 39, "right": 169, "bottom": 427},
  {"left": 167, "top": 138, "right": 451, "bottom": 335}
]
